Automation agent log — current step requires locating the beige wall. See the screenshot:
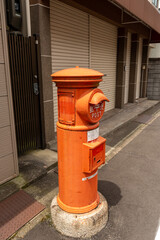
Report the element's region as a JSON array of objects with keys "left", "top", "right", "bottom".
[
  {"left": 149, "top": 44, "right": 160, "bottom": 58},
  {"left": 0, "top": 0, "right": 18, "bottom": 184}
]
